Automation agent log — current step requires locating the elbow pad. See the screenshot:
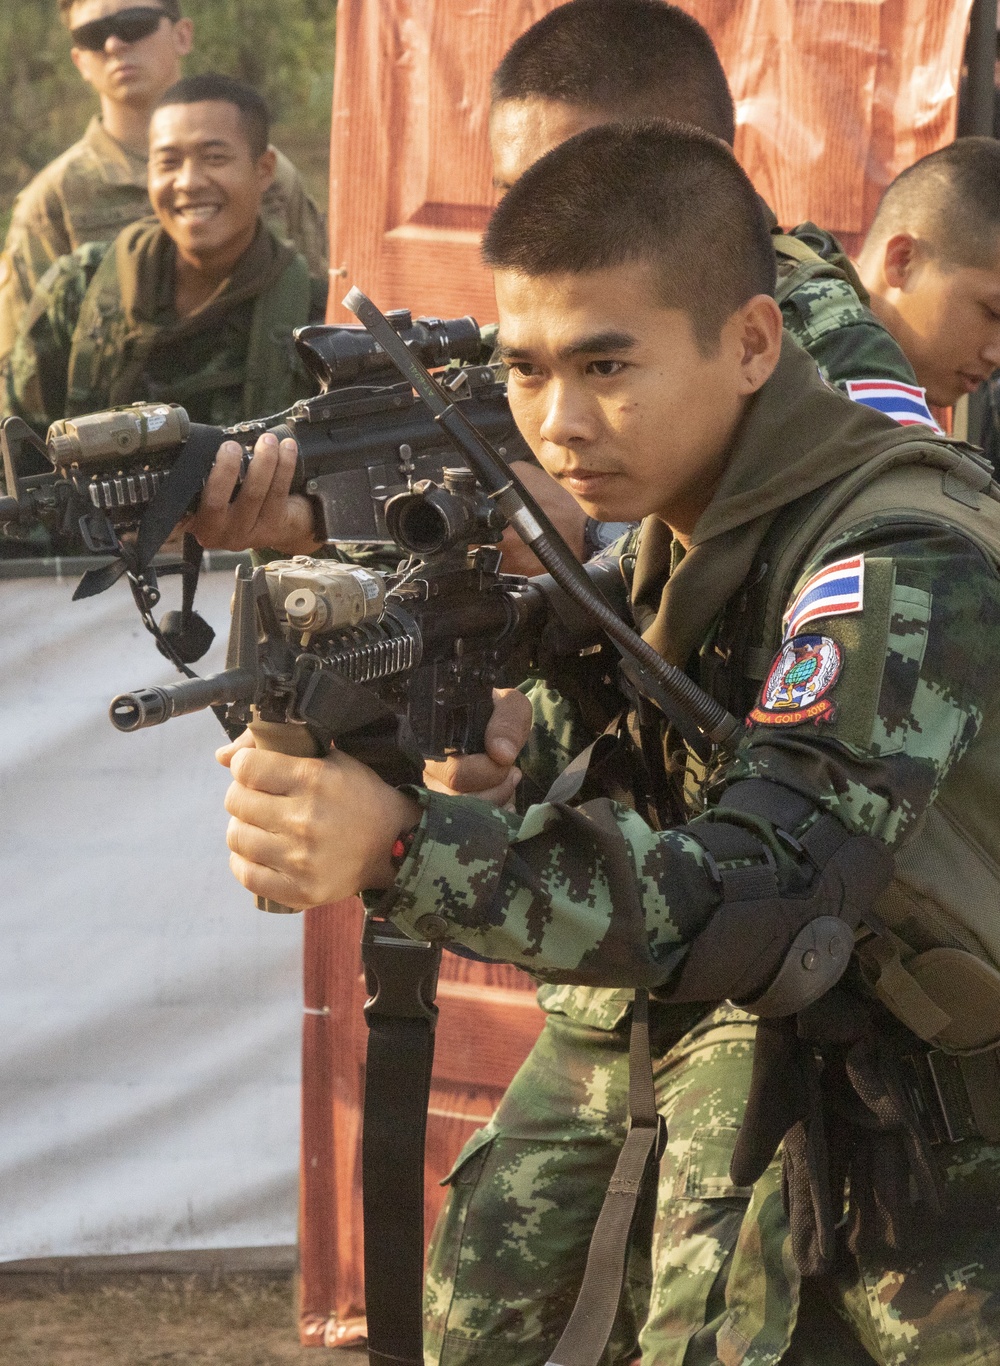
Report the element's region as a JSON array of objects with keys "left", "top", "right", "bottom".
[{"left": 662, "top": 779, "right": 893, "bottom": 1017}]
